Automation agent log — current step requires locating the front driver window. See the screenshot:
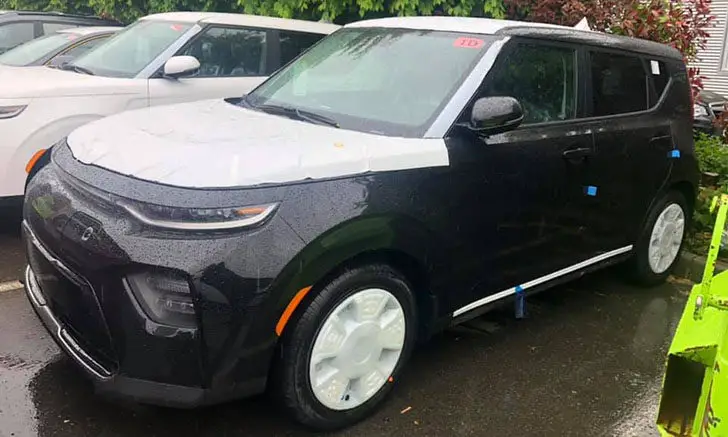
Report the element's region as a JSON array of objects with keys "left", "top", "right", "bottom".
[
  {"left": 180, "top": 26, "right": 267, "bottom": 77},
  {"left": 481, "top": 42, "right": 576, "bottom": 125}
]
